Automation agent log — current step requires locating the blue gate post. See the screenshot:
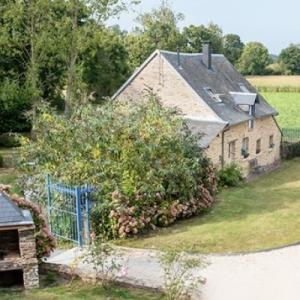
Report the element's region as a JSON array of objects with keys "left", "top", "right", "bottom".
[
  {"left": 46, "top": 175, "right": 52, "bottom": 232},
  {"left": 85, "top": 189, "right": 91, "bottom": 244},
  {"left": 75, "top": 187, "right": 83, "bottom": 247}
]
